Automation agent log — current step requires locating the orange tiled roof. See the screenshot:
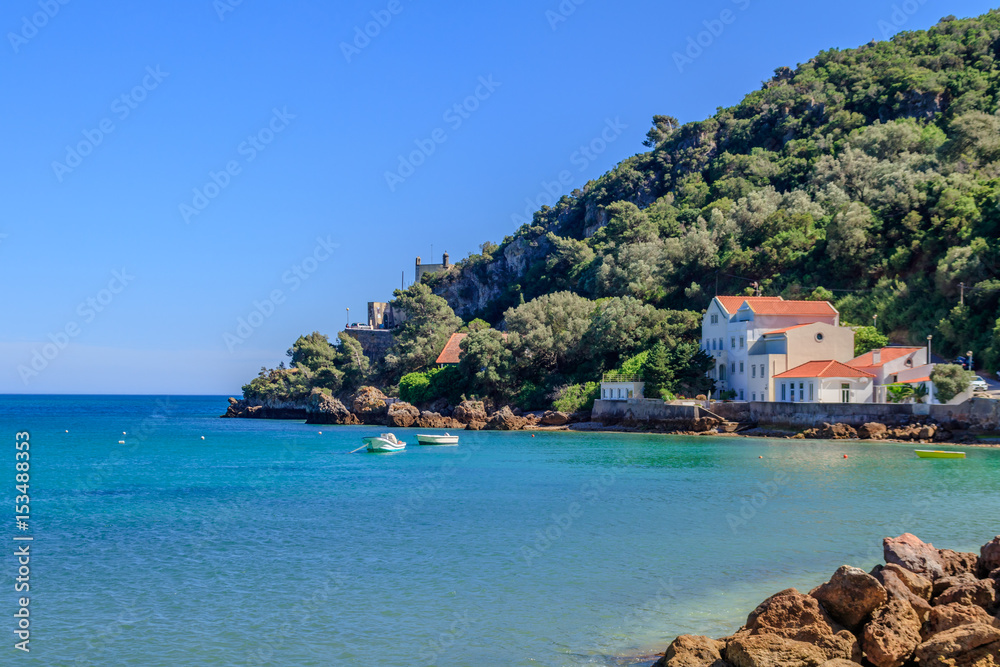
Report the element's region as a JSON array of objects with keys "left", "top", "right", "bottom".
[
  {"left": 890, "top": 376, "right": 930, "bottom": 385},
  {"left": 743, "top": 300, "right": 838, "bottom": 317},
  {"left": 774, "top": 360, "right": 876, "bottom": 379},
  {"left": 715, "top": 296, "right": 784, "bottom": 314},
  {"left": 763, "top": 323, "right": 816, "bottom": 335},
  {"left": 435, "top": 332, "right": 507, "bottom": 365},
  {"left": 848, "top": 347, "right": 923, "bottom": 369},
  {"left": 435, "top": 333, "right": 468, "bottom": 365}
]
